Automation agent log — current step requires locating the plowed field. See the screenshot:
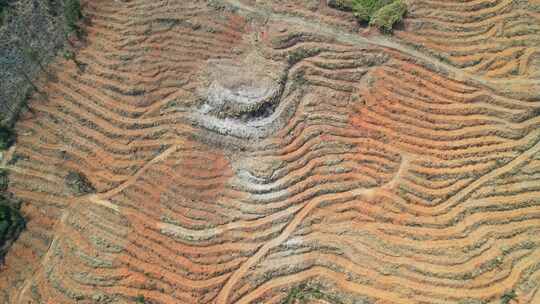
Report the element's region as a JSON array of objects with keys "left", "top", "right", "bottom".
[{"left": 1, "top": 0, "right": 539, "bottom": 303}]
